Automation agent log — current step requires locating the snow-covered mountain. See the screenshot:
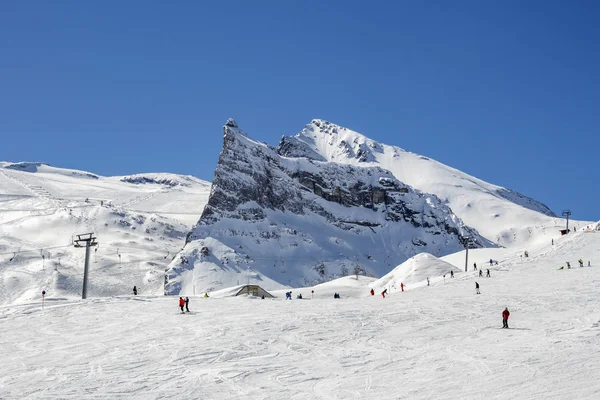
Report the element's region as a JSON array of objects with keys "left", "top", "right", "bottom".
[
  {"left": 165, "top": 120, "right": 496, "bottom": 295},
  {"left": 278, "top": 120, "right": 562, "bottom": 247},
  {"left": 1, "top": 120, "right": 588, "bottom": 302},
  {"left": 0, "top": 162, "right": 211, "bottom": 304}
]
